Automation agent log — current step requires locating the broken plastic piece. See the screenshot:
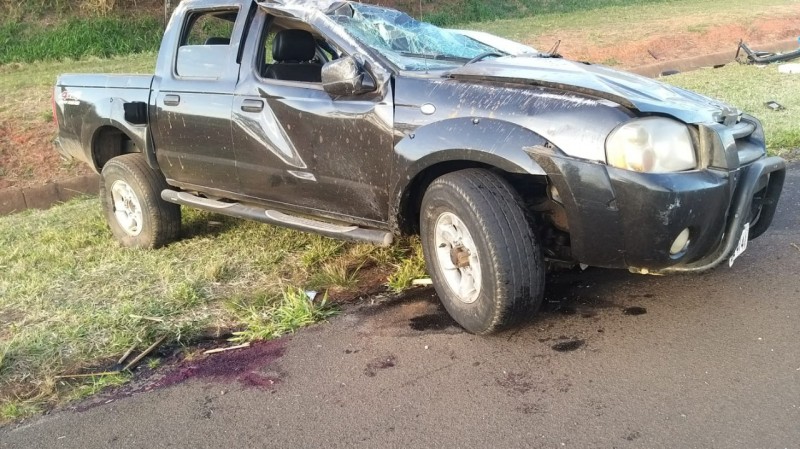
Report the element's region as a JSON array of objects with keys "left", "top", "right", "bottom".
[
  {"left": 764, "top": 101, "right": 785, "bottom": 111},
  {"left": 736, "top": 40, "right": 800, "bottom": 65},
  {"left": 778, "top": 64, "right": 800, "bottom": 74}
]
